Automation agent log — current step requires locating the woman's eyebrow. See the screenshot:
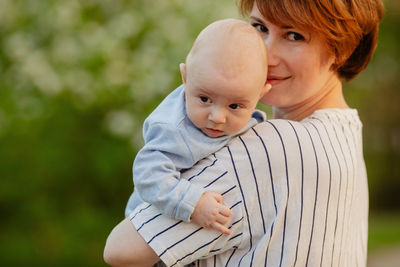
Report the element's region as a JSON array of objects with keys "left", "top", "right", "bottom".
[
  {"left": 281, "top": 25, "right": 294, "bottom": 29},
  {"left": 249, "top": 16, "right": 264, "bottom": 23},
  {"left": 249, "top": 15, "right": 294, "bottom": 30}
]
